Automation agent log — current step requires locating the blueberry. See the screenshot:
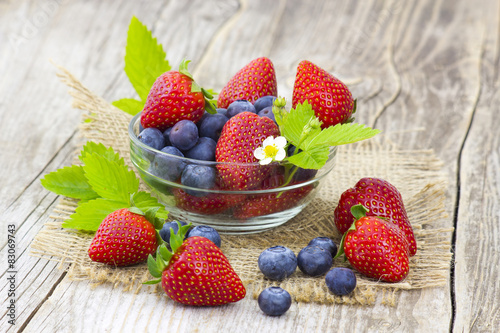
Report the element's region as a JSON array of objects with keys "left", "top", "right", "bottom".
[
  {"left": 159, "top": 220, "right": 189, "bottom": 244},
  {"left": 216, "top": 108, "right": 228, "bottom": 117},
  {"left": 258, "top": 246, "right": 297, "bottom": 281},
  {"left": 198, "top": 113, "right": 229, "bottom": 141},
  {"left": 308, "top": 237, "right": 337, "bottom": 257},
  {"left": 184, "top": 137, "right": 217, "bottom": 161},
  {"left": 258, "top": 287, "right": 292, "bottom": 316},
  {"left": 257, "top": 106, "right": 276, "bottom": 122},
  {"left": 254, "top": 95, "right": 276, "bottom": 112},
  {"left": 325, "top": 267, "right": 357, "bottom": 296},
  {"left": 226, "top": 99, "right": 256, "bottom": 118},
  {"left": 163, "top": 127, "right": 172, "bottom": 146},
  {"left": 181, "top": 164, "right": 217, "bottom": 196},
  {"left": 297, "top": 245, "right": 333, "bottom": 276},
  {"left": 138, "top": 127, "right": 165, "bottom": 150},
  {"left": 148, "top": 146, "right": 187, "bottom": 181},
  {"left": 186, "top": 225, "right": 221, "bottom": 247},
  {"left": 169, "top": 120, "right": 199, "bottom": 151}
]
